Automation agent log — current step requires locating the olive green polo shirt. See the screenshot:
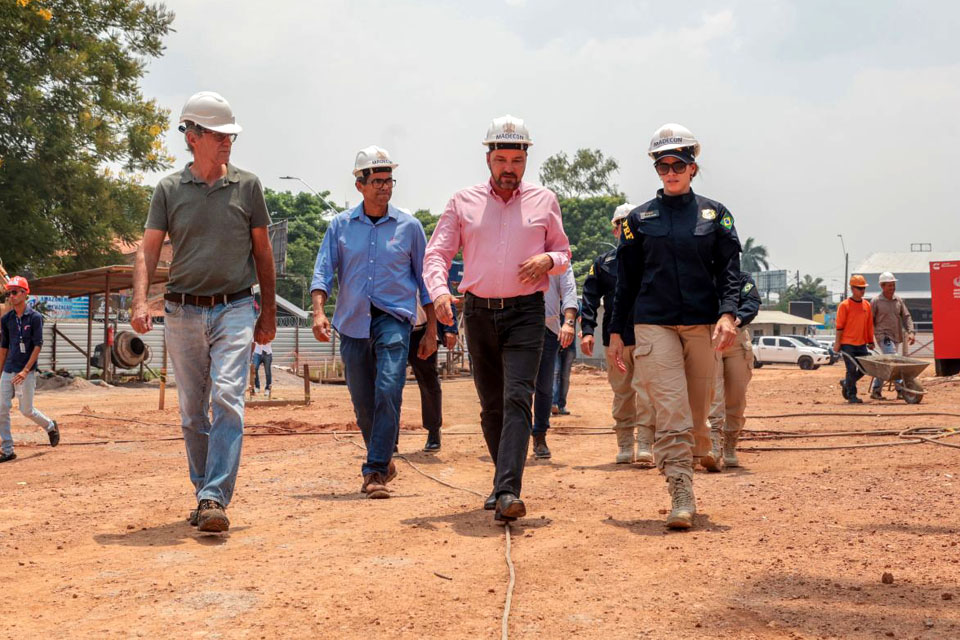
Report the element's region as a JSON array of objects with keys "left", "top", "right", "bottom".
[{"left": 146, "top": 163, "right": 272, "bottom": 296}]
